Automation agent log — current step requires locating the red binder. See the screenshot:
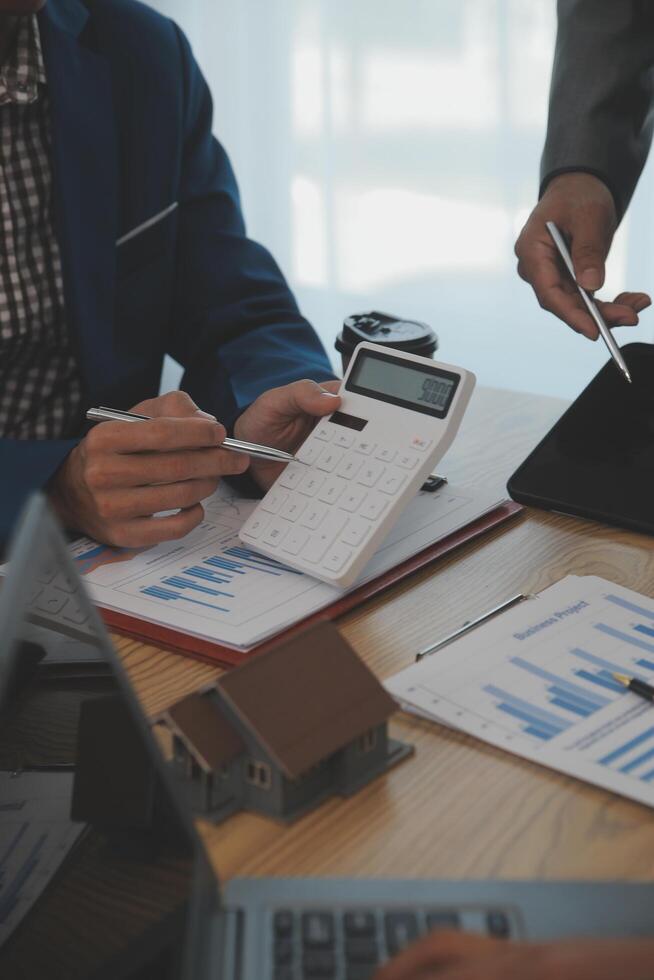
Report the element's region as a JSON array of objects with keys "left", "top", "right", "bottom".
[{"left": 100, "top": 500, "right": 522, "bottom": 668}]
